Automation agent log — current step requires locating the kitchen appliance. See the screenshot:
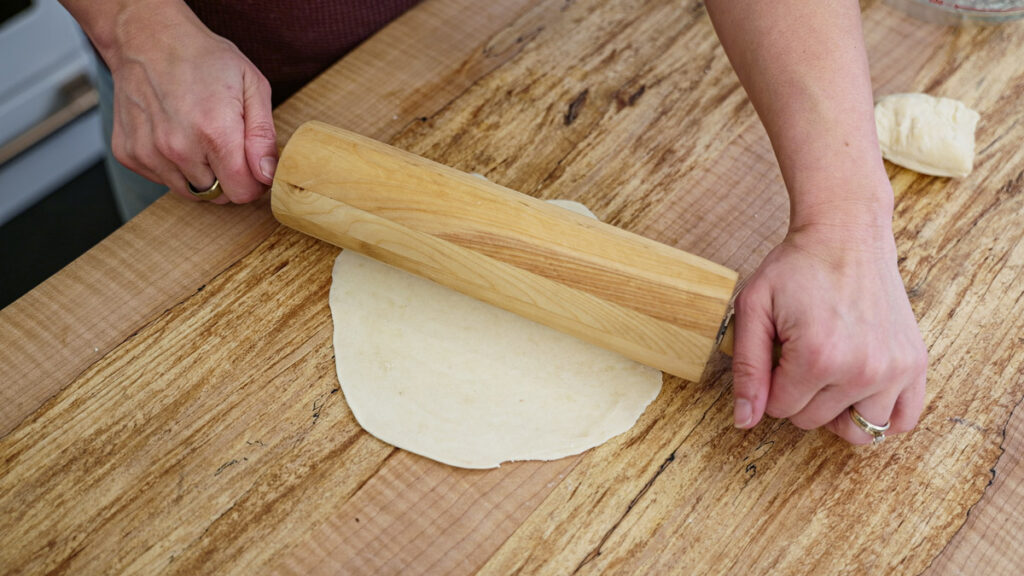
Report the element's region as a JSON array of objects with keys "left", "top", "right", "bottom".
[{"left": 0, "top": 0, "right": 104, "bottom": 226}]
